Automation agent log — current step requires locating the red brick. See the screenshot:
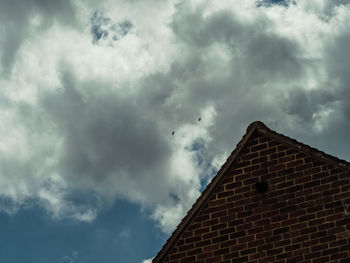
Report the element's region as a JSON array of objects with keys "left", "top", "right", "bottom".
[{"left": 157, "top": 125, "right": 350, "bottom": 263}]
